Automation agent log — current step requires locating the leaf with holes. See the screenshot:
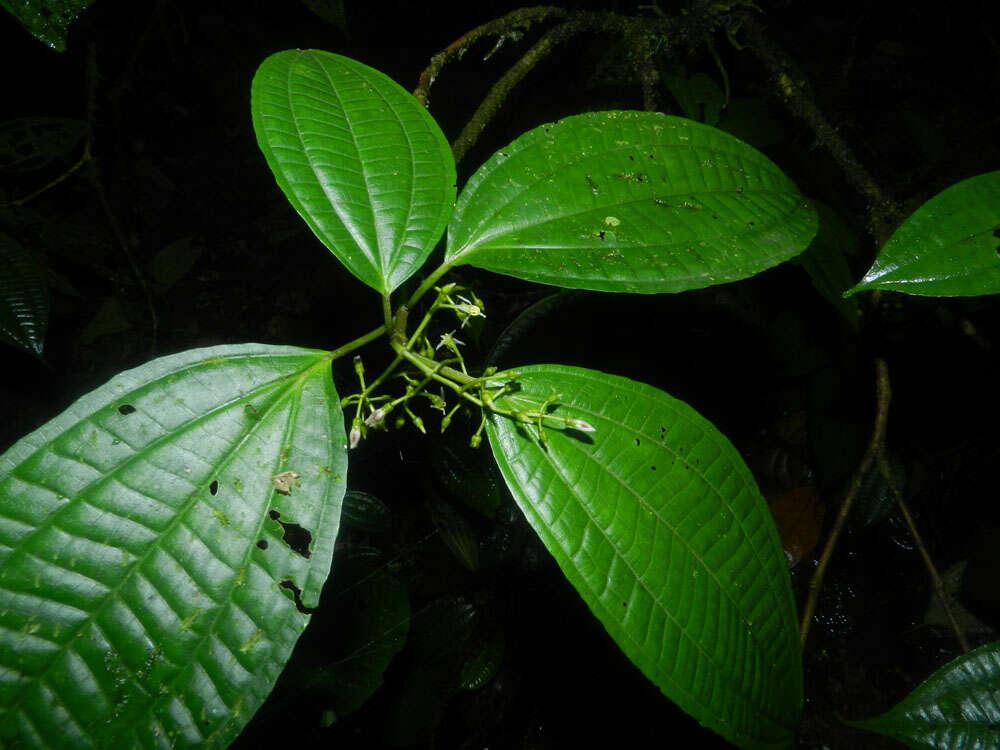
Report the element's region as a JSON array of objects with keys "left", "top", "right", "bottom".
[
  {"left": 251, "top": 50, "right": 455, "bottom": 295},
  {"left": 486, "top": 365, "right": 801, "bottom": 749},
  {"left": 848, "top": 171, "right": 1000, "bottom": 297},
  {"left": 0, "top": 233, "right": 49, "bottom": 356},
  {"left": 844, "top": 639, "right": 1000, "bottom": 748},
  {"left": 447, "top": 111, "right": 817, "bottom": 294},
  {"left": 0, "top": 343, "right": 347, "bottom": 748}
]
